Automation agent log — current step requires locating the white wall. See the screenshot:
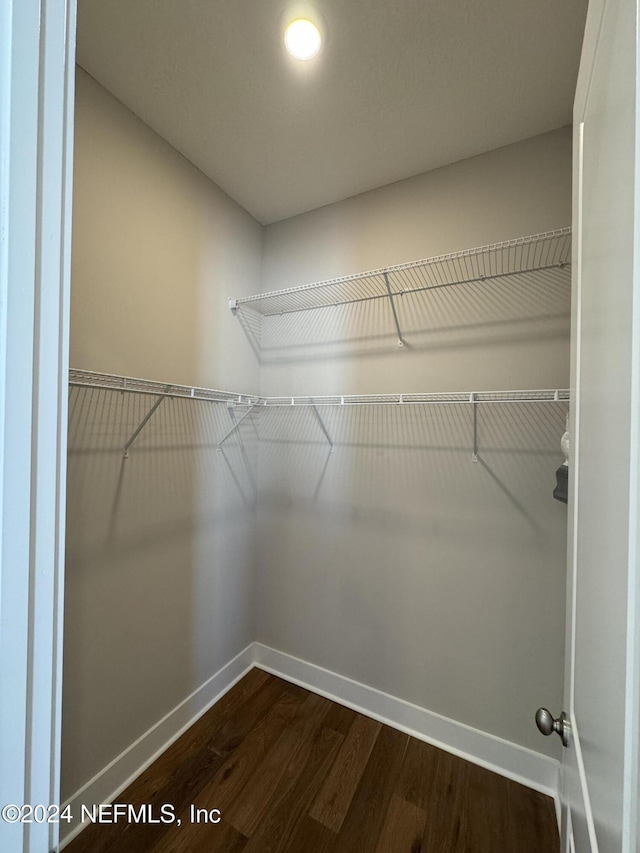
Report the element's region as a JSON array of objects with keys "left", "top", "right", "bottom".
[
  {"left": 65, "top": 102, "right": 572, "bottom": 803},
  {"left": 256, "top": 128, "right": 572, "bottom": 756},
  {"left": 70, "top": 71, "right": 261, "bottom": 392},
  {"left": 260, "top": 128, "right": 572, "bottom": 397},
  {"left": 62, "top": 69, "right": 262, "bottom": 801}
]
